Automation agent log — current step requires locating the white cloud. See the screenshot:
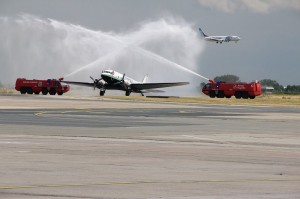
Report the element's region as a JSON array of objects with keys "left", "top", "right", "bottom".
[{"left": 198, "top": 0, "right": 300, "bottom": 13}]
